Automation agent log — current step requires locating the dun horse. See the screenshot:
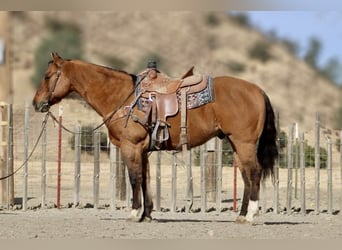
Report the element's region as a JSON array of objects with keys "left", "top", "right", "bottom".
[{"left": 33, "top": 52, "right": 278, "bottom": 223}]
